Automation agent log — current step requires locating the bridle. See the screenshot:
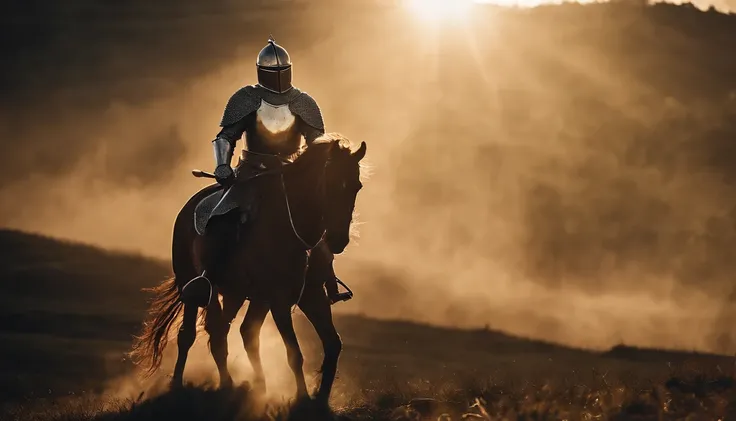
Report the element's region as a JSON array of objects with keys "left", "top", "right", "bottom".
[
  {"left": 242, "top": 150, "right": 330, "bottom": 312},
  {"left": 195, "top": 148, "right": 334, "bottom": 311},
  {"left": 240, "top": 150, "right": 326, "bottom": 250}
]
